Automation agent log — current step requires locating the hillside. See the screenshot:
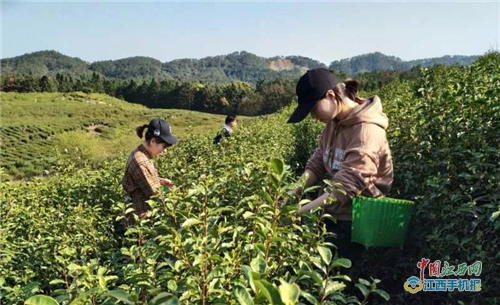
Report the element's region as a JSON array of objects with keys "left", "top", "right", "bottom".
[
  {"left": 0, "top": 50, "right": 93, "bottom": 79},
  {"left": 1, "top": 51, "right": 323, "bottom": 83},
  {"left": 89, "top": 56, "right": 174, "bottom": 81},
  {"left": 329, "top": 52, "right": 479, "bottom": 75},
  {"left": 1, "top": 50, "right": 478, "bottom": 82},
  {"left": 0, "top": 92, "right": 253, "bottom": 179}
]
